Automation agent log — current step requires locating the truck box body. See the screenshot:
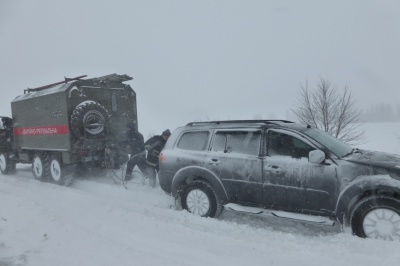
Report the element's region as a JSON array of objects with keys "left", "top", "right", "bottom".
[
  {"left": 12, "top": 83, "right": 71, "bottom": 152},
  {"left": 10, "top": 74, "right": 137, "bottom": 165}
]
